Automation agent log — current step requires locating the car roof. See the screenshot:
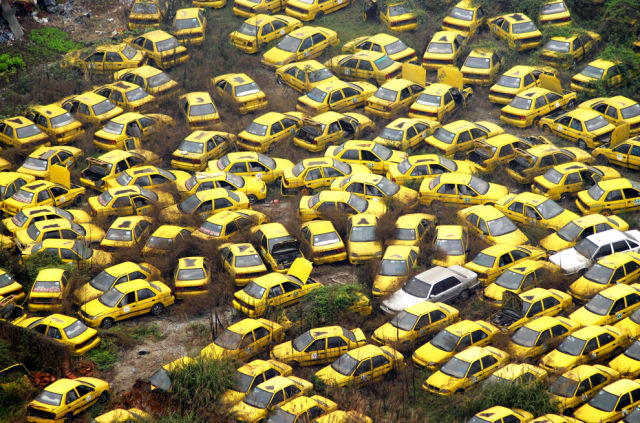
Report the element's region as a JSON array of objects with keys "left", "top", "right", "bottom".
[
  {"left": 602, "top": 379, "right": 640, "bottom": 396},
  {"left": 150, "top": 225, "right": 186, "bottom": 237},
  {"left": 302, "top": 219, "right": 338, "bottom": 234},
  {"left": 349, "top": 213, "right": 377, "bottom": 226},
  {"left": 382, "top": 245, "right": 415, "bottom": 259},
  {"left": 436, "top": 225, "right": 463, "bottom": 238},
  {"left": 36, "top": 268, "right": 68, "bottom": 280},
  {"left": 227, "top": 243, "right": 259, "bottom": 255},
  {"left": 585, "top": 228, "right": 629, "bottom": 245},
  {"left": 175, "top": 7, "right": 201, "bottom": 18},
  {"left": 2, "top": 116, "right": 36, "bottom": 128},
  {"left": 139, "top": 30, "right": 175, "bottom": 42},
  {"left": 178, "top": 256, "right": 205, "bottom": 268},
  {"left": 430, "top": 31, "right": 459, "bottom": 43}
]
